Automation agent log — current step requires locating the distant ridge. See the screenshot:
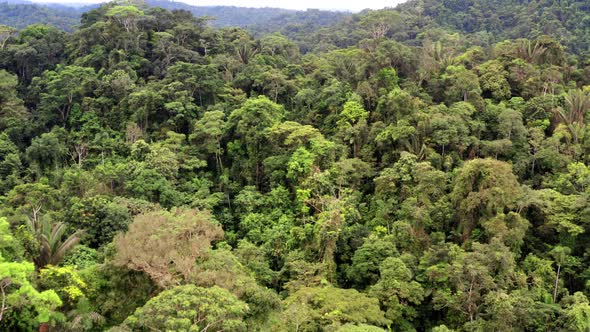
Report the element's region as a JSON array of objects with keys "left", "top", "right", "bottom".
[
  {"left": 0, "top": 2, "right": 88, "bottom": 30},
  {"left": 0, "top": 0, "right": 349, "bottom": 31}
]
